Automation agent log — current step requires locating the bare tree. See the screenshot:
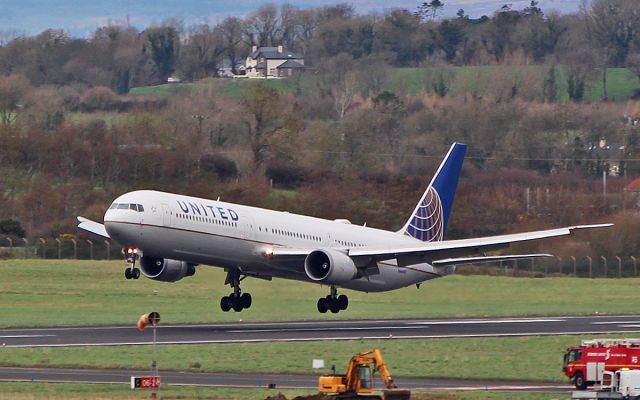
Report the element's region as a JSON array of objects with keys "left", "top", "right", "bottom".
[{"left": 0, "top": 74, "right": 30, "bottom": 127}]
